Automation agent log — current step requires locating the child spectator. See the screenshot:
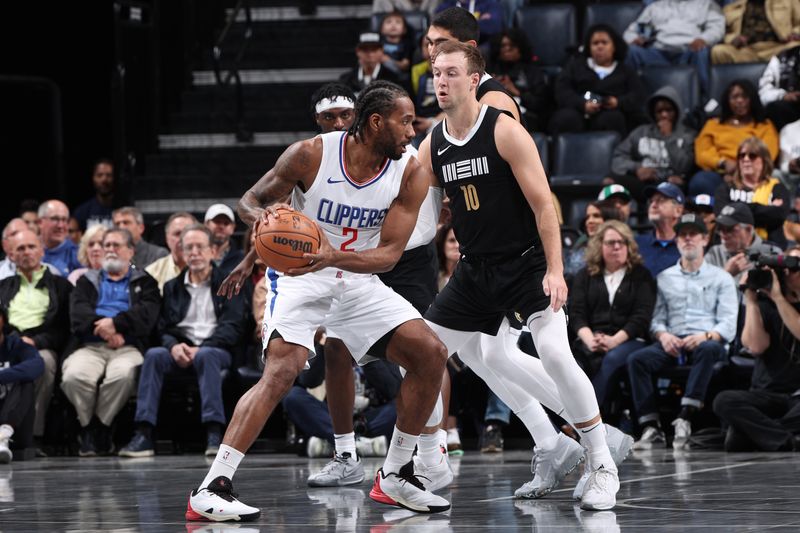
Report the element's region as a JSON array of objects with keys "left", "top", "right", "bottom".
[{"left": 380, "top": 11, "right": 414, "bottom": 75}]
